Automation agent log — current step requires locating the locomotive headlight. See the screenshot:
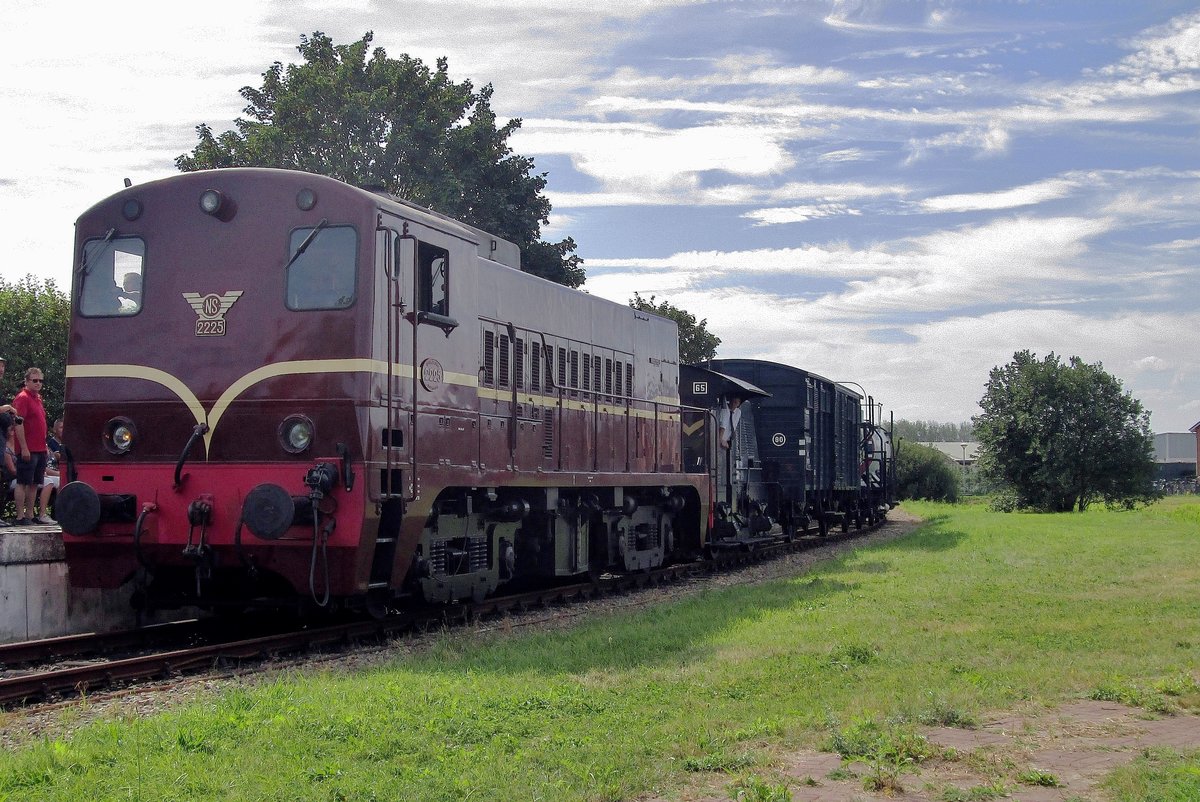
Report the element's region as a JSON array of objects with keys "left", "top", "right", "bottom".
[
  {"left": 279, "top": 415, "right": 315, "bottom": 454},
  {"left": 199, "top": 189, "right": 226, "bottom": 216},
  {"left": 103, "top": 417, "right": 137, "bottom": 455},
  {"left": 296, "top": 188, "right": 318, "bottom": 211}
]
